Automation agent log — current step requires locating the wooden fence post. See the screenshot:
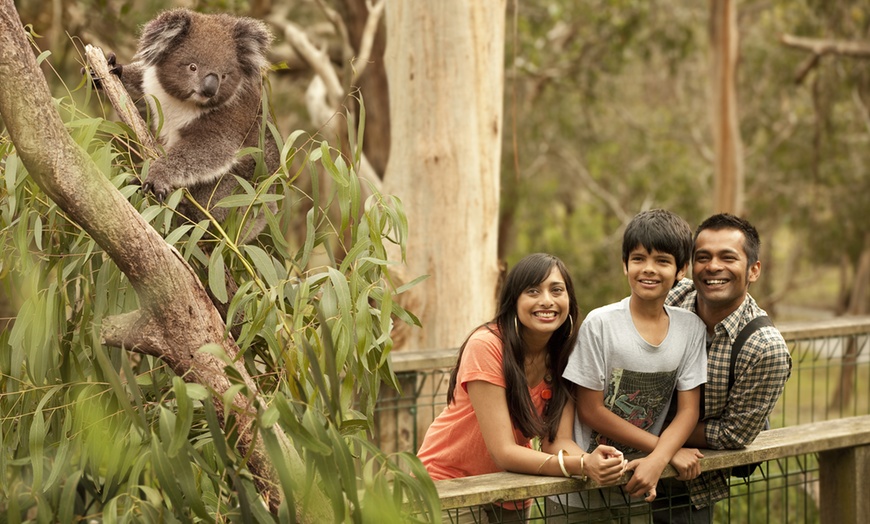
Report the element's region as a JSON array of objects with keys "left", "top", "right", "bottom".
[{"left": 819, "top": 444, "right": 870, "bottom": 523}]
